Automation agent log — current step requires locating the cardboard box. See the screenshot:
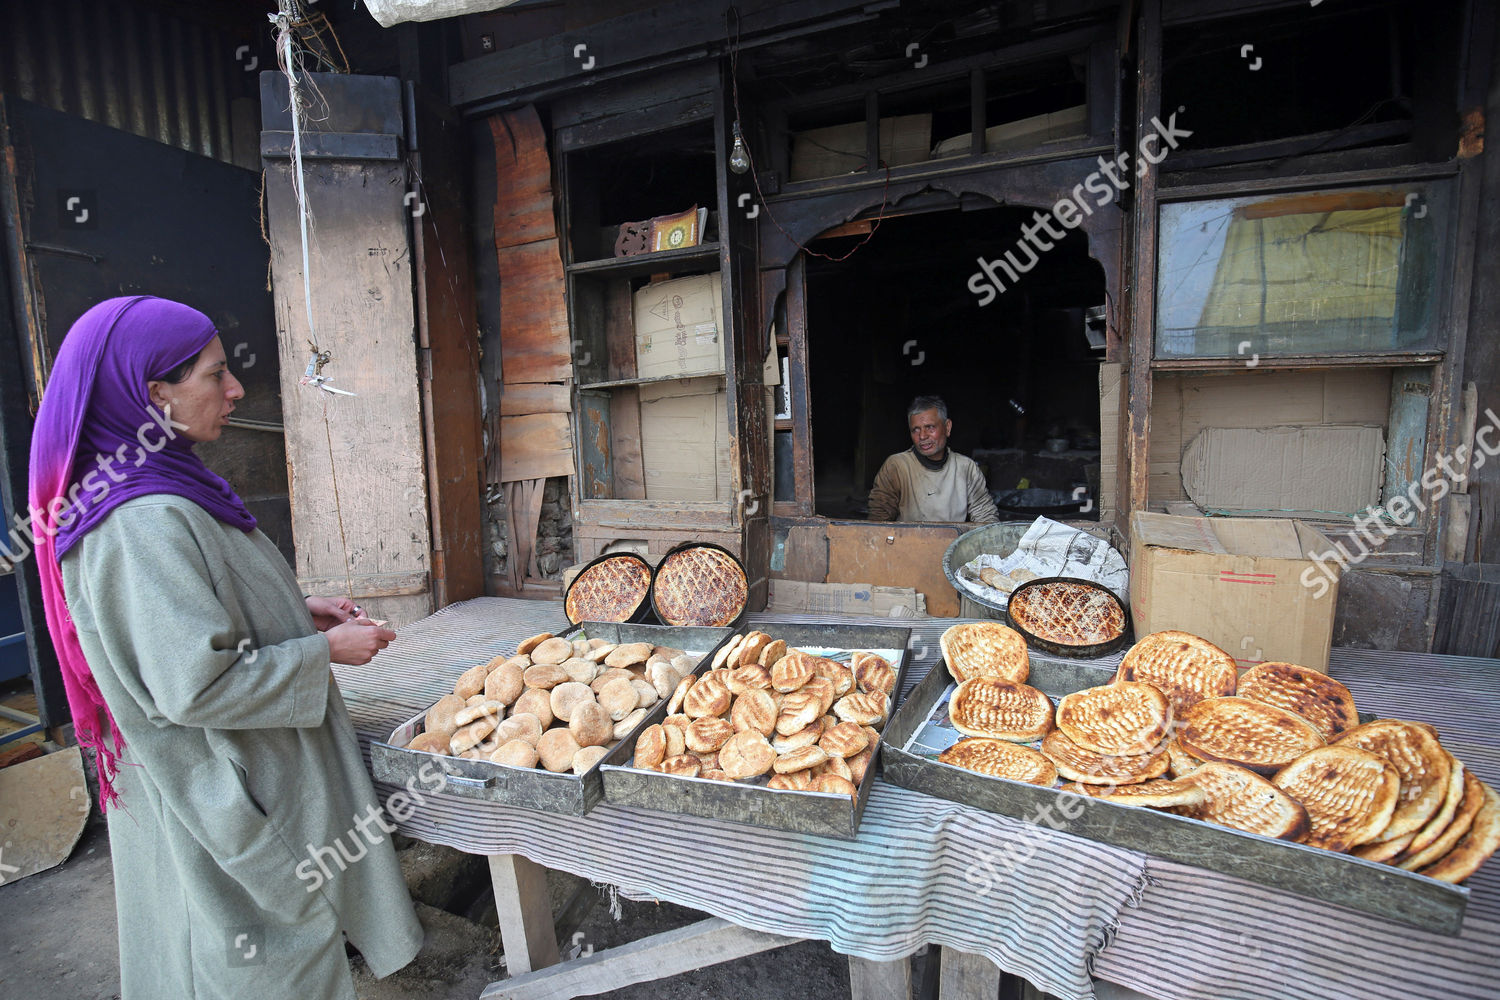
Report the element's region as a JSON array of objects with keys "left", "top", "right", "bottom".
[
  {"left": 1129, "top": 511, "right": 1343, "bottom": 672},
  {"left": 1180, "top": 424, "right": 1385, "bottom": 516},
  {"left": 638, "top": 377, "right": 730, "bottom": 502},
  {"left": 633, "top": 274, "right": 725, "bottom": 380},
  {"left": 767, "top": 580, "right": 927, "bottom": 617},
  {"left": 789, "top": 114, "right": 932, "bottom": 182}
]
